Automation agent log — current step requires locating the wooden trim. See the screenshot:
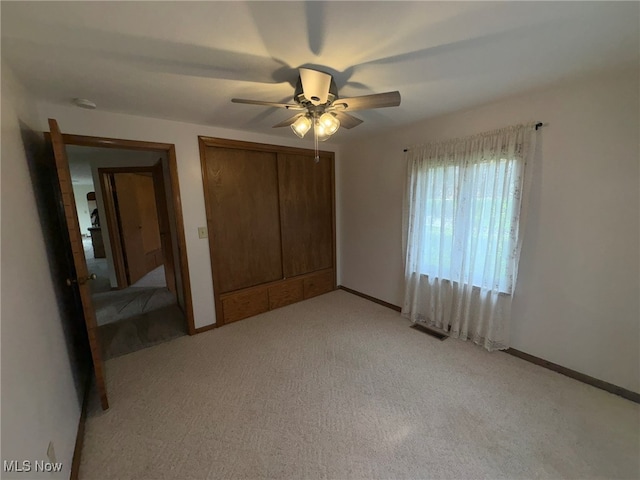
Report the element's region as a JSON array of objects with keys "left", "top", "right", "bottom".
[
  {"left": 60, "top": 133, "right": 196, "bottom": 336},
  {"left": 194, "top": 323, "right": 218, "bottom": 334},
  {"left": 338, "top": 285, "right": 639, "bottom": 403},
  {"left": 198, "top": 135, "right": 335, "bottom": 157},
  {"left": 70, "top": 372, "right": 92, "bottom": 480},
  {"left": 152, "top": 161, "right": 177, "bottom": 295},
  {"left": 505, "top": 348, "right": 640, "bottom": 403},
  {"left": 98, "top": 166, "right": 161, "bottom": 174},
  {"left": 331, "top": 155, "right": 337, "bottom": 289},
  {"left": 98, "top": 170, "right": 128, "bottom": 288},
  {"left": 166, "top": 146, "right": 196, "bottom": 335},
  {"left": 198, "top": 137, "right": 225, "bottom": 328},
  {"left": 338, "top": 285, "right": 402, "bottom": 312},
  {"left": 62, "top": 134, "right": 170, "bottom": 152}
]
